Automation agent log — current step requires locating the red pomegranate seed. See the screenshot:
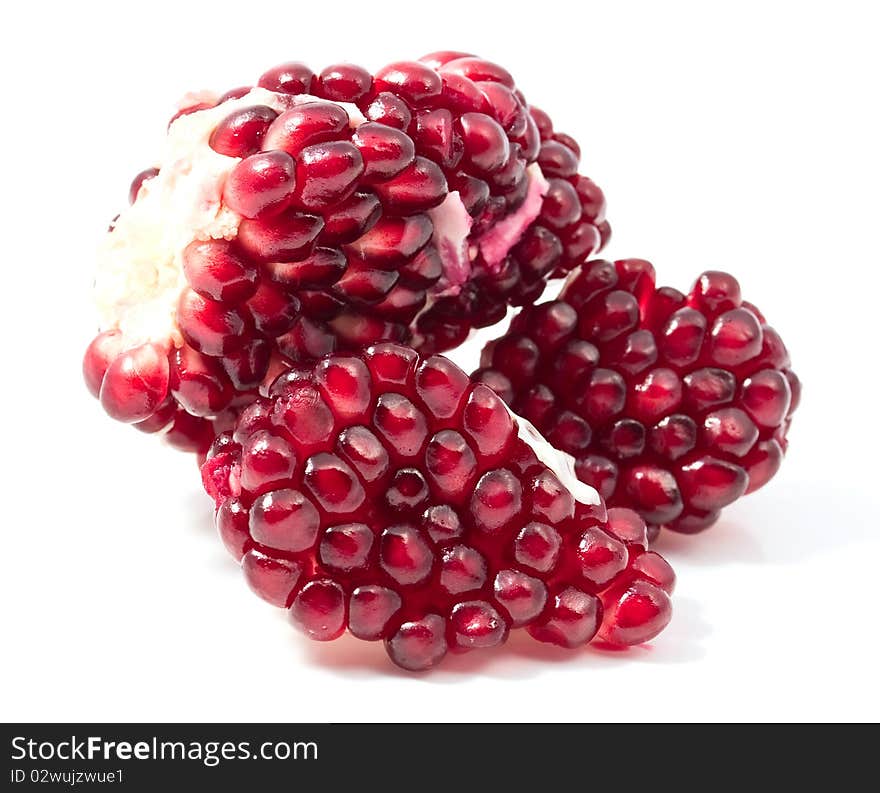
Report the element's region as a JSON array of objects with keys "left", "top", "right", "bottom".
[
  {"left": 352, "top": 122, "right": 416, "bottom": 182},
  {"left": 372, "top": 156, "right": 448, "bottom": 214},
  {"left": 223, "top": 151, "right": 297, "bottom": 219},
  {"left": 257, "top": 62, "right": 317, "bottom": 95},
  {"left": 318, "top": 63, "right": 373, "bottom": 102},
  {"left": 262, "top": 102, "right": 350, "bottom": 157},
  {"left": 177, "top": 289, "right": 248, "bottom": 355},
  {"left": 209, "top": 105, "right": 278, "bottom": 157},
  {"left": 291, "top": 141, "right": 365, "bottom": 211},
  {"left": 476, "top": 261, "right": 799, "bottom": 537},
  {"left": 182, "top": 240, "right": 259, "bottom": 303},
  {"left": 83, "top": 330, "right": 124, "bottom": 398},
  {"left": 363, "top": 92, "right": 413, "bottom": 129},
  {"left": 375, "top": 61, "right": 443, "bottom": 104},
  {"left": 236, "top": 210, "right": 324, "bottom": 263},
  {"left": 169, "top": 344, "right": 233, "bottom": 417},
  {"left": 199, "top": 347, "right": 673, "bottom": 669},
  {"left": 99, "top": 342, "right": 170, "bottom": 423},
  {"left": 458, "top": 112, "right": 510, "bottom": 174},
  {"left": 441, "top": 57, "right": 515, "bottom": 88}
]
